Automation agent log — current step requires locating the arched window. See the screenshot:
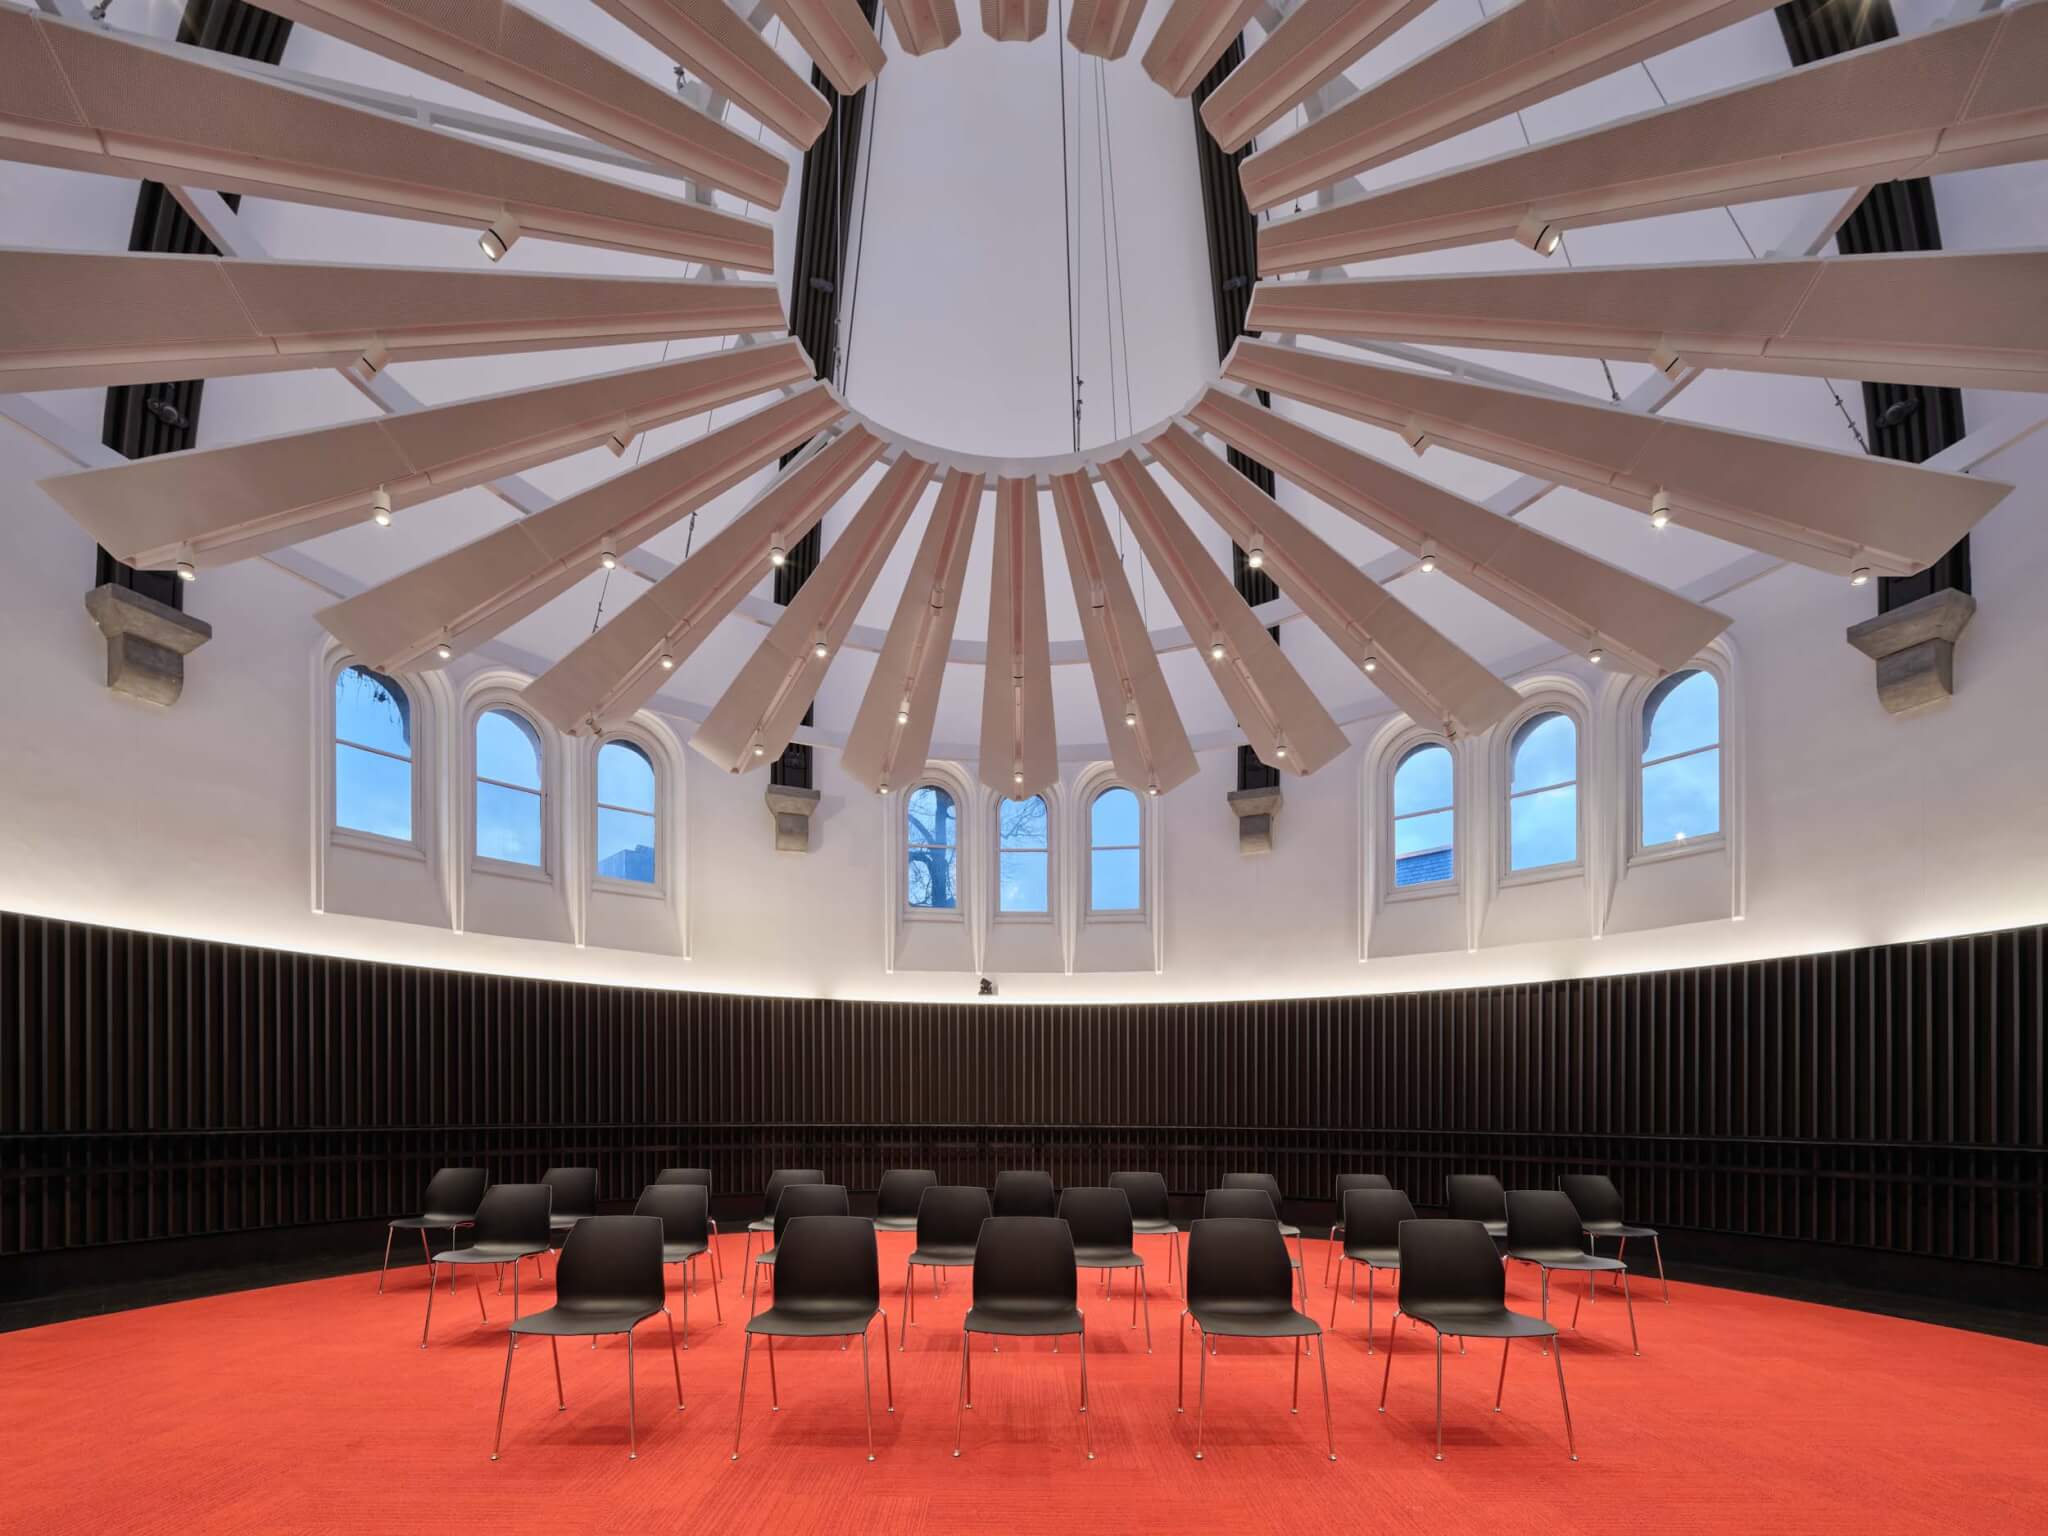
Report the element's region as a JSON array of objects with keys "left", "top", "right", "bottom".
[
  {"left": 475, "top": 708, "right": 544, "bottom": 866},
  {"left": 997, "top": 794, "right": 1049, "bottom": 914},
  {"left": 595, "top": 739, "right": 658, "bottom": 884},
  {"left": 1392, "top": 743, "right": 1454, "bottom": 888},
  {"left": 1641, "top": 669, "right": 1721, "bottom": 848},
  {"left": 1507, "top": 712, "right": 1577, "bottom": 871},
  {"left": 906, "top": 784, "right": 959, "bottom": 909},
  {"left": 334, "top": 663, "right": 412, "bottom": 840},
  {"left": 1088, "top": 786, "right": 1142, "bottom": 913}
]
